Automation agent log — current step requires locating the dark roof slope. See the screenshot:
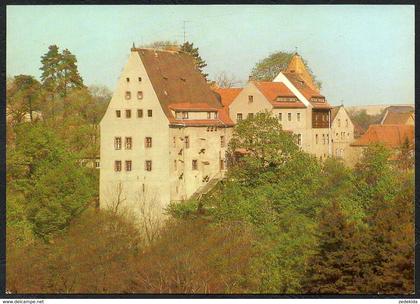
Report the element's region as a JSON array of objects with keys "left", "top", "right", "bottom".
[{"left": 135, "top": 48, "right": 223, "bottom": 119}]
